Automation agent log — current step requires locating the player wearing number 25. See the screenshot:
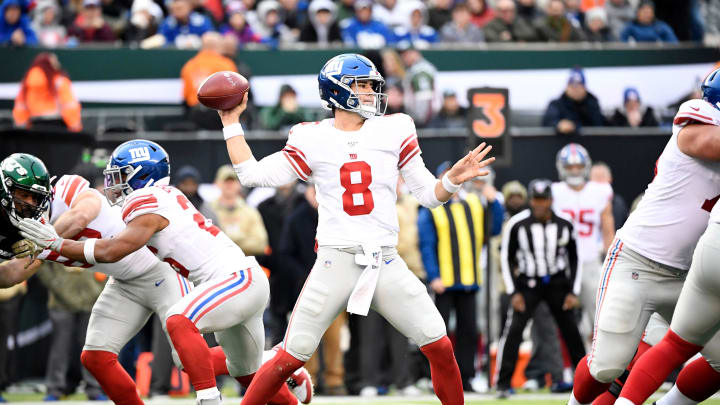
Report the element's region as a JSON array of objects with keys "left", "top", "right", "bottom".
[
  {"left": 568, "top": 67, "right": 720, "bottom": 405},
  {"left": 17, "top": 140, "right": 304, "bottom": 405},
  {"left": 219, "top": 53, "right": 494, "bottom": 405}
]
